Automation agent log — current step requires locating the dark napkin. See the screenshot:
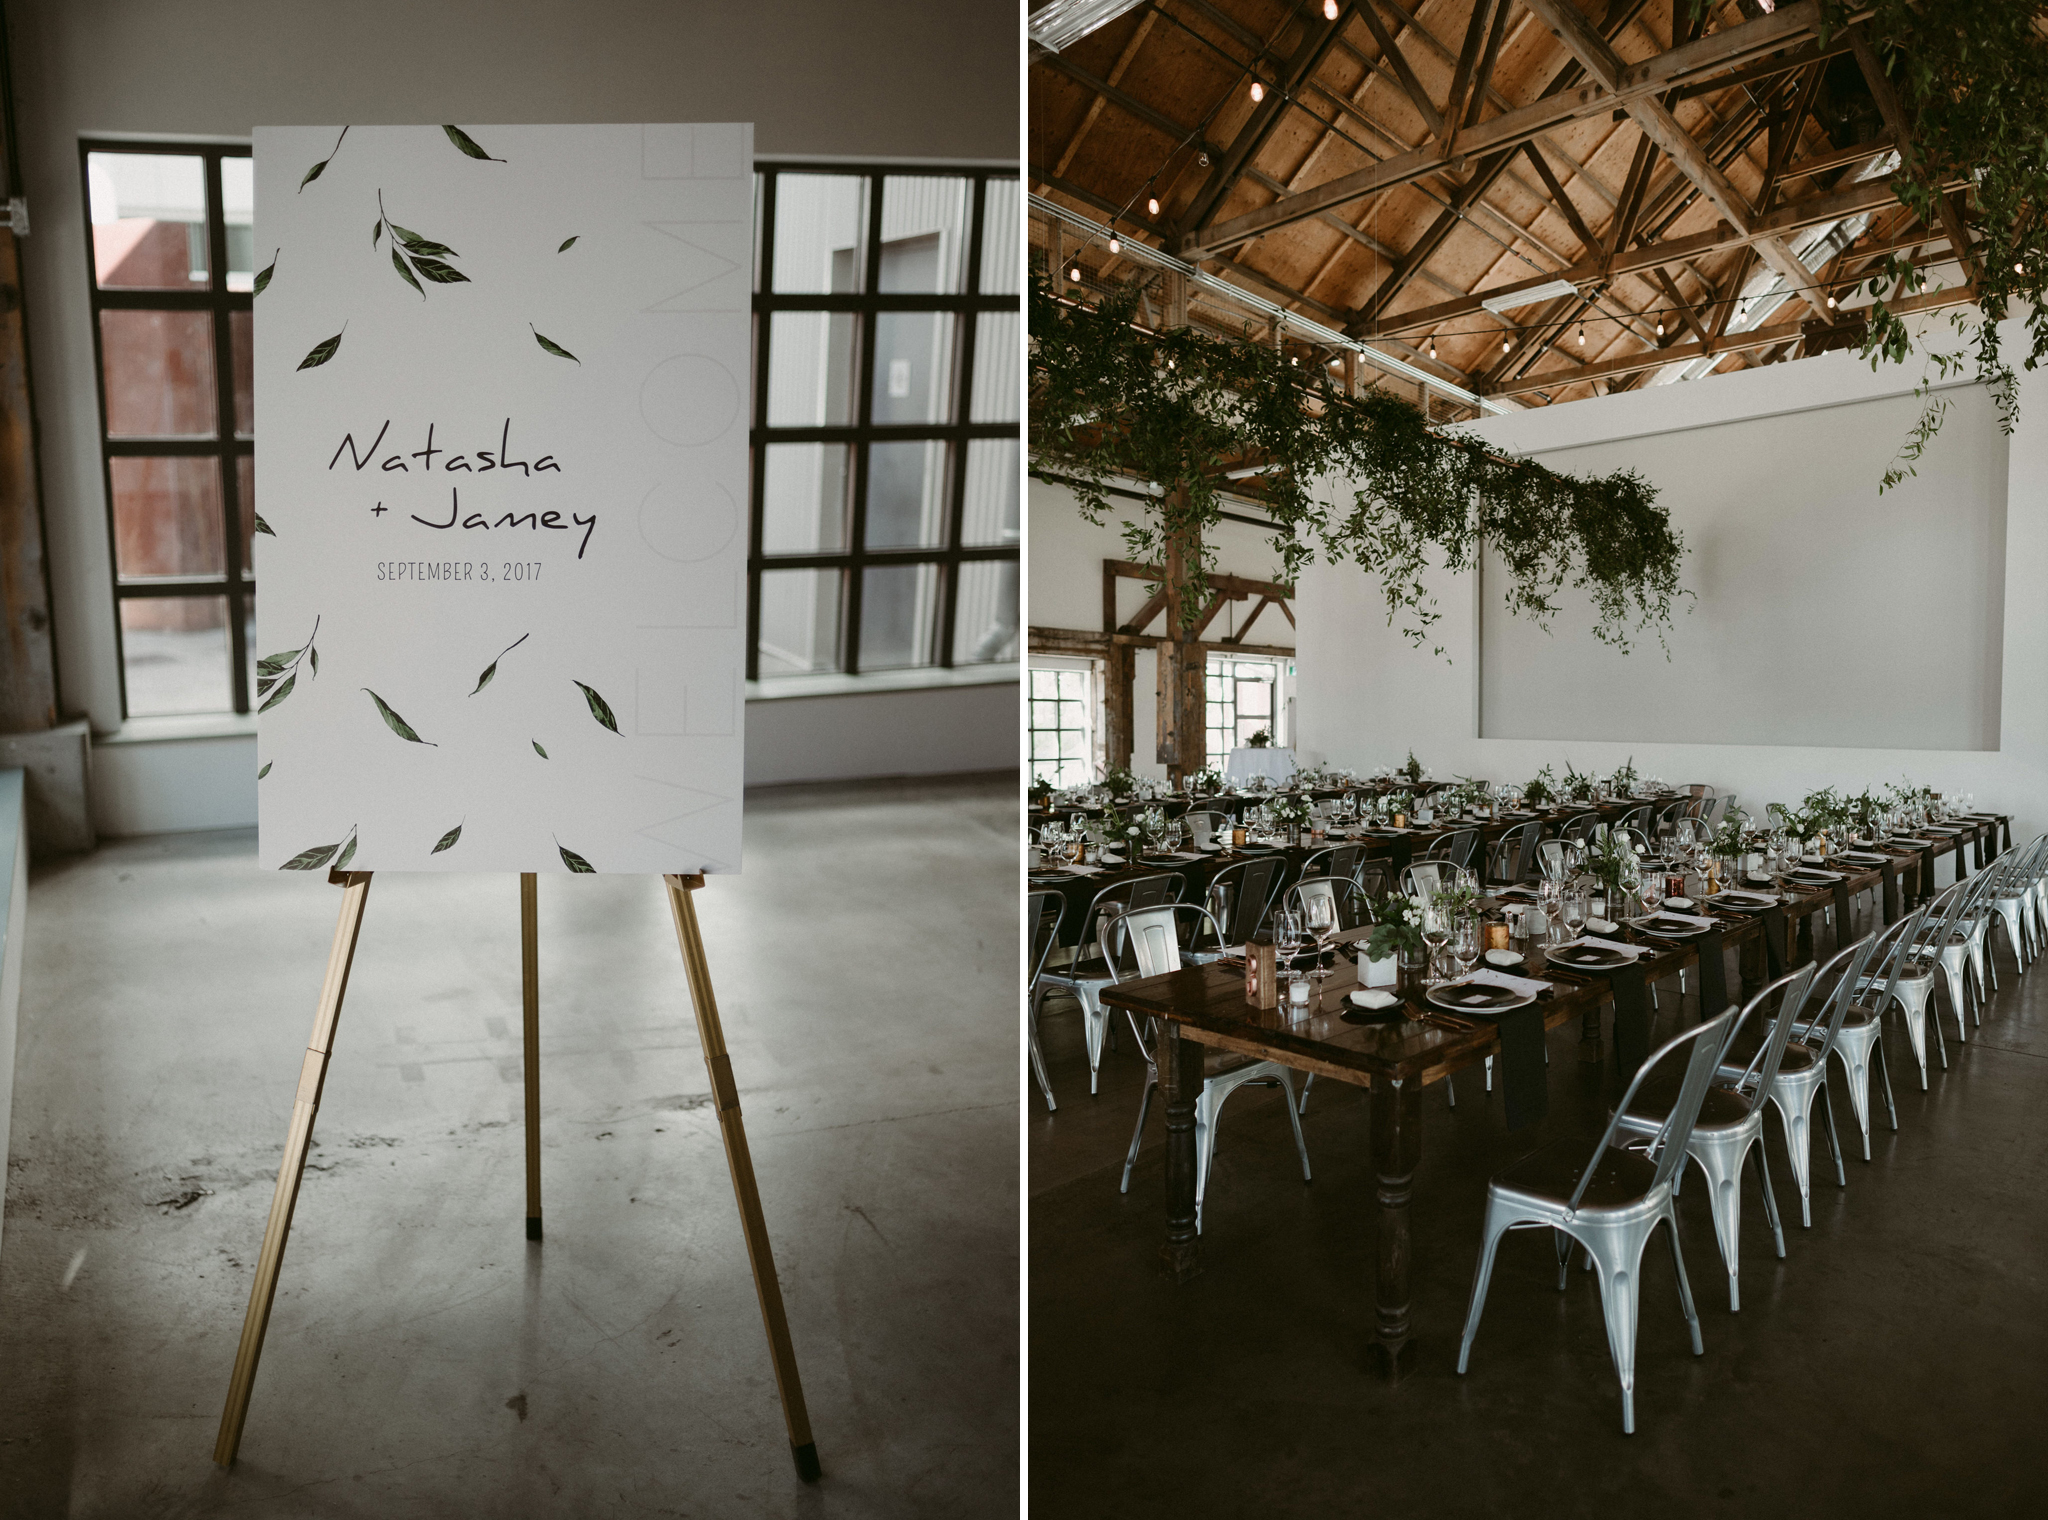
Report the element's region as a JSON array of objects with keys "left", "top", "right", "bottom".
[
  {"left": 1915, "top": 843, "right": 1937, "bottom": 902},
  {"left": 1830, "top": 879, "right": 1854, "bottom": 955},
  {"left": 1427, "top": 975, "right": 1546, "bottom": 1130},
  {"left": 1759, "top": 903, "right": 1789, "bottom": 976},
  {"left": 1880, "top": 858, "right": 1901, "bottom": 925},
  {"left": 1695, "top": 924, "right": 1730, "bottom": 1023}
]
